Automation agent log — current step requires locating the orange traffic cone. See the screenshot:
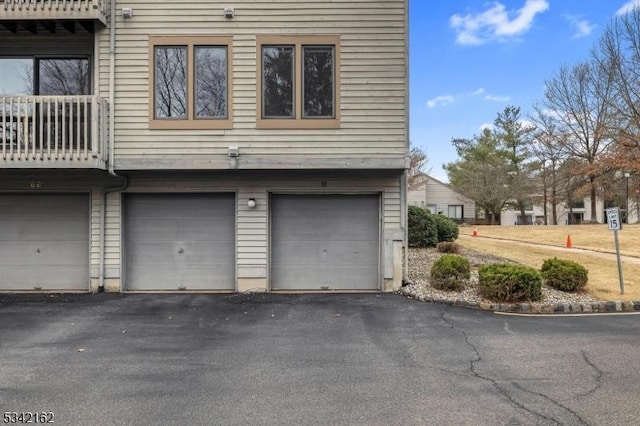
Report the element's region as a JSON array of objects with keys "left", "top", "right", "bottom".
[
  {"left": 565, "top": 234, "right": 573, "bottom": 248},
  {"left": 472, "top": 228, "right": 478, "bottom": 237}
]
